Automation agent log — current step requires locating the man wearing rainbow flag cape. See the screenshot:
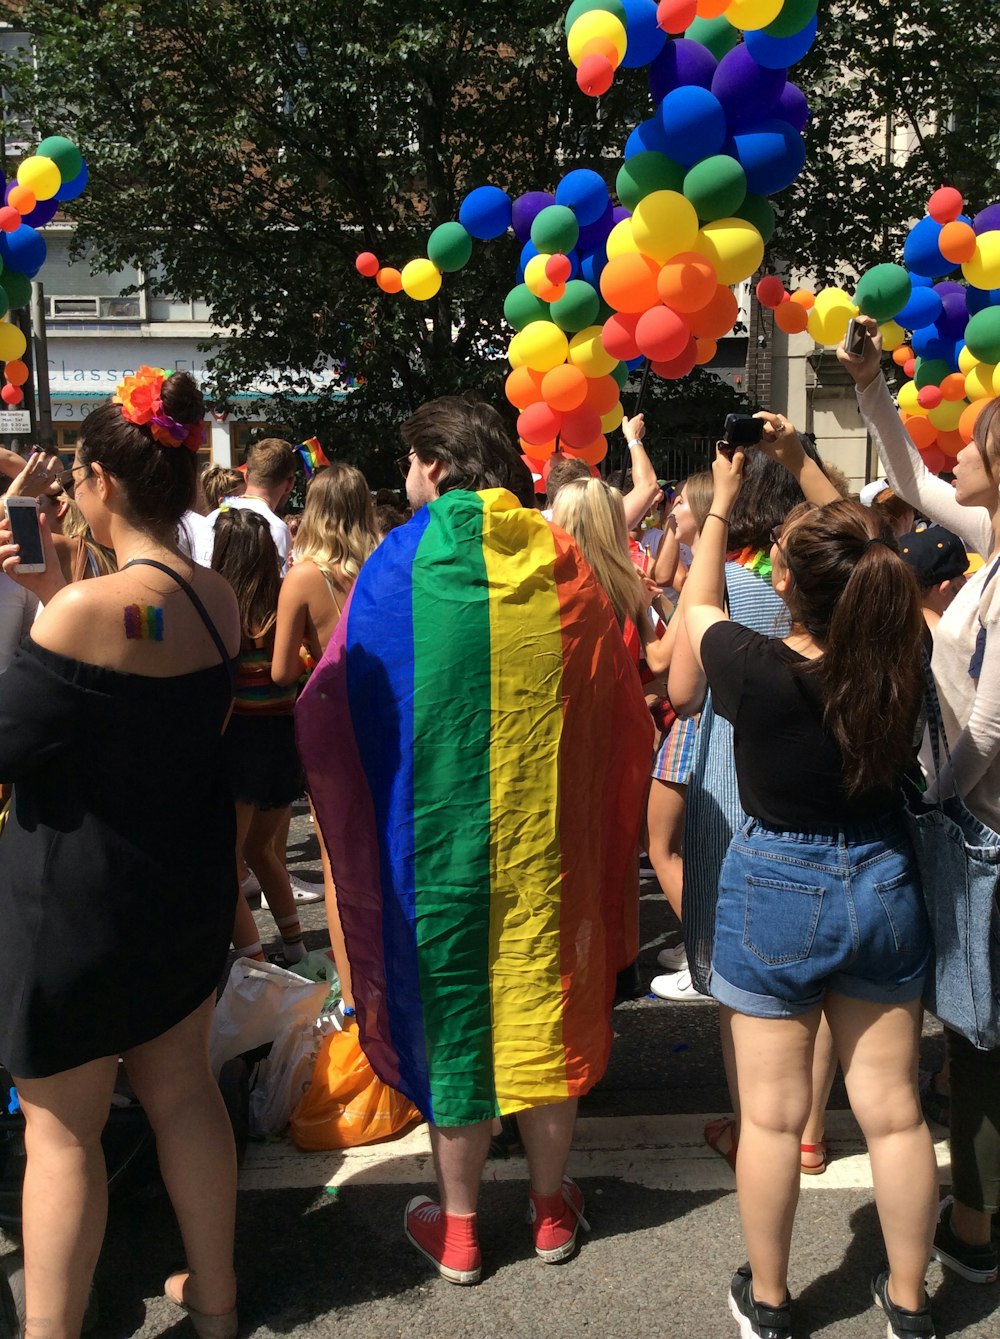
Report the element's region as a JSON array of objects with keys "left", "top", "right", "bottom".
[{"left": 297, "top": 395, "right": 653, "bottom": 1284}]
